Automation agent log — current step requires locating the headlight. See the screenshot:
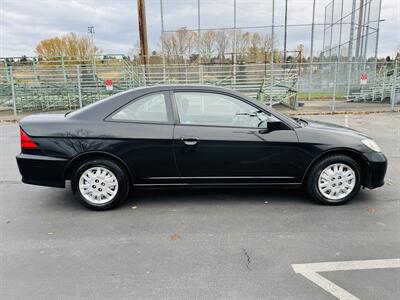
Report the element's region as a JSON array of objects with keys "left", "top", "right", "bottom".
[{"left": 361, "top": 139, "right": 381, "bottom": 152}]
